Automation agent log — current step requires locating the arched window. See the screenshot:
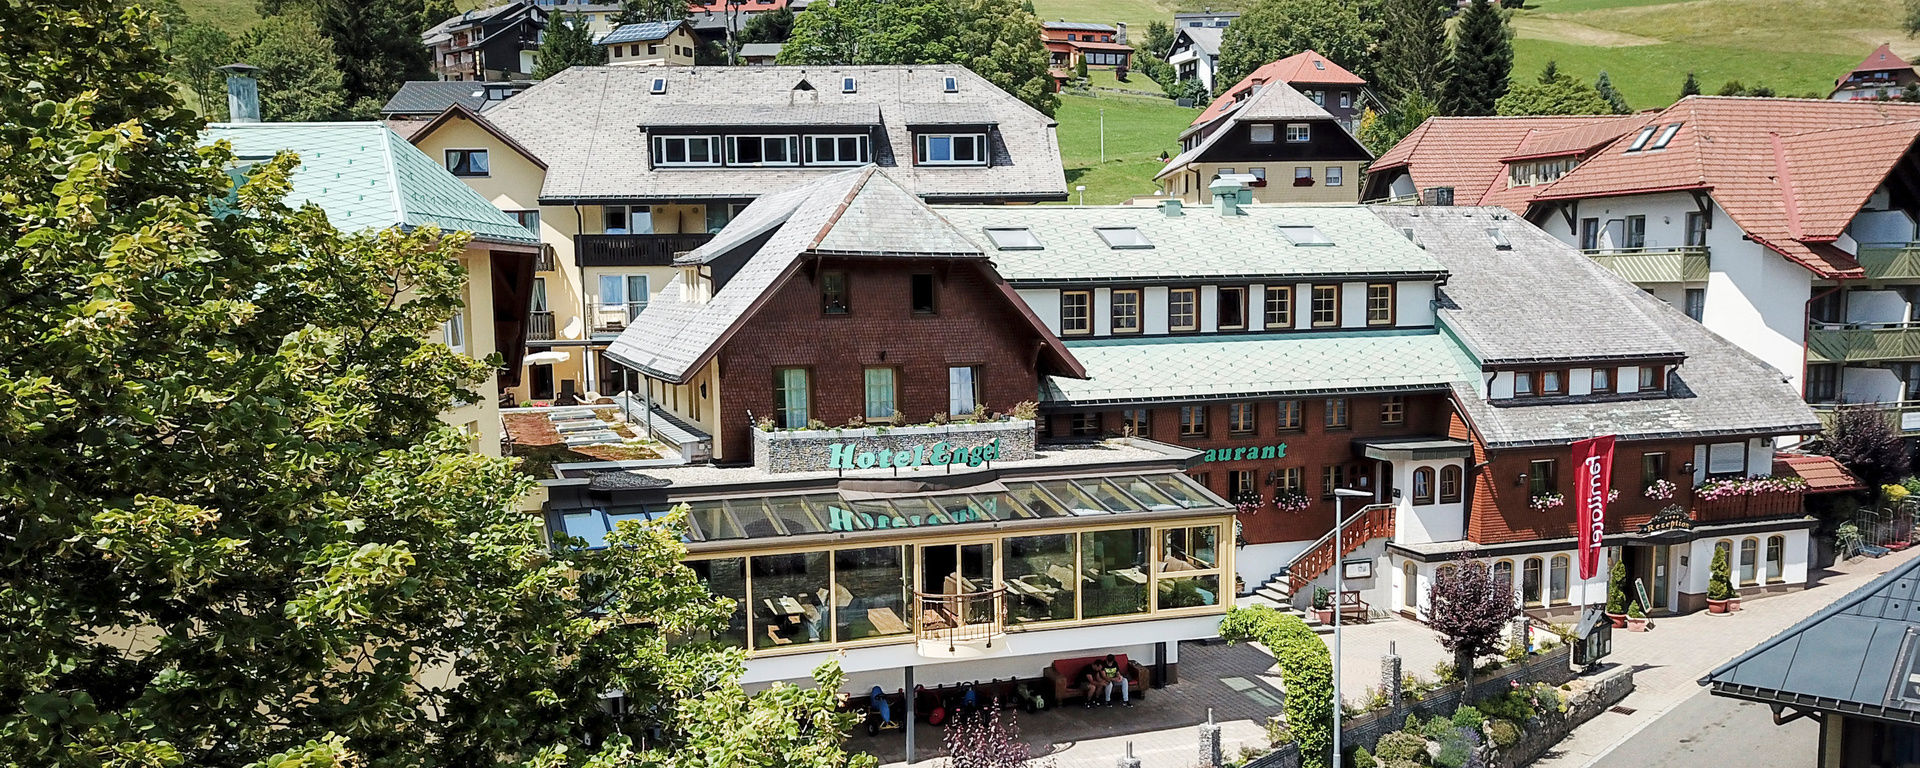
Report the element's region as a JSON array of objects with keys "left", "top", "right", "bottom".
[
  {"left": 1522, "top": 557, "right": 1544, "bottom": 607},
  {"left": 1766, "top": 535, "right": 1786, "bottom": 583},
  {"left": 1439, "top": 465, "right": 1462, "bottom": 504},
  {"left": 1550, "top": 555, "right": 1570, "bottom": 604},
  {"left": 1403, "top": 560, "right": 1418, "bottom": 610},
  {"left": 1739, "top": 538, "right": 1759, "bottom": 586},
  {"left": 1412, "top": 467, "right": 1435, "bottom": 505},
  {"left": 1492, "top": 559, "right": 1514, "bottom": 595}
]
